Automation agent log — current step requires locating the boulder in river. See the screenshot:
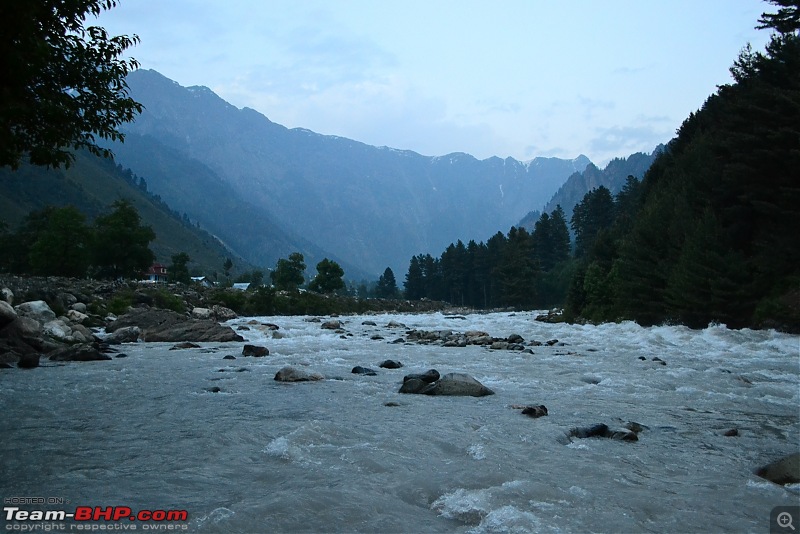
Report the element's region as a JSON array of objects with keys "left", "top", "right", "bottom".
[
  {"left": 47, "top": 344, "right": 111, "bottom": 362},
  {"left": 17, "top": 352, "right": 41, "bottom": 369},
  {"left": 379, "top": 359, "right": 403, "bottom": 369},
  {"left": 568, "top": 423, "right": 638, "bottom": 442},
  {"left": 104, "top": 326, "right": 141, "bottom": 345},
  {"left": 403, "top": 369, "right": 440, "bottom": 384},
  {"left": 106, "top": 308, "right": 244, "bottom": 343},
  {"left": 274, "top": 365, "right": 324, "bottom": 382},
  {"left": 419, "top": 373, "right": 494, "bottom": 397},
  {"left": 756, "top": 453, "right": 800, "bottom": 485},
  {"left": 399, "top": 377, "right": 427, "bottom": 394},
  {"left": 242, "top": 344, "right": 269, "bottom": 357},
  {"left": 521, "top": 405, "right": 548, "bottom": 418},
  {"left": 321, "top": 319, "right": 342, "bottom": 330},
  {"left": 352, "top": 366, "right": 377, "bottom": 376}
]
